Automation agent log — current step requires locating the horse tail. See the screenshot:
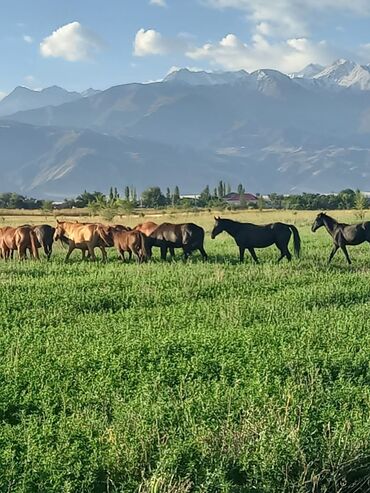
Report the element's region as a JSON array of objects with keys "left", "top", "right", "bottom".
[
  {"left": 29, "top": 230, "right": 40, "bottom": 260},
  {"left": 288, "top": 224, "right": 301, "bottom": 258},
  {"left": 96, "top": 225, "right": 112, "bottom": 246},
  {"left": 139, "top": 232, "right": 149, "bottom": 261}
]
